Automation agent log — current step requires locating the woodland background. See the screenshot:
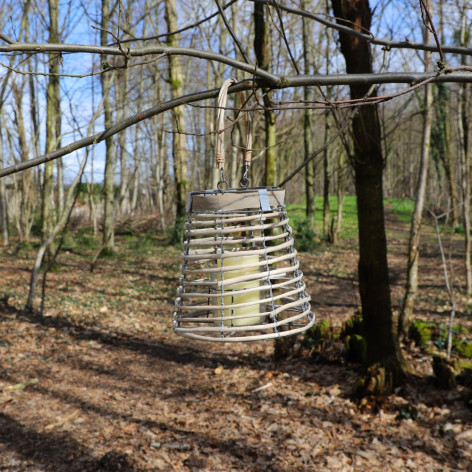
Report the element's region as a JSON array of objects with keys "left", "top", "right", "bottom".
[{"left": 1, "top": 0, "right": 472, "bottom": 470}]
